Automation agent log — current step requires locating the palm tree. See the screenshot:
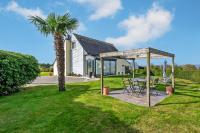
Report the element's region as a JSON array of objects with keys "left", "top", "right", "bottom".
[{"left": 29, "top": 13, "right": 78, "bottom": 91}]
